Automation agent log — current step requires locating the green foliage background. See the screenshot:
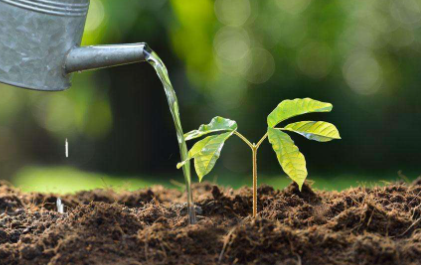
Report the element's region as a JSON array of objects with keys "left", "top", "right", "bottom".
[{"left": 0, "top": 0, "right": 419, "bottom": 191}]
